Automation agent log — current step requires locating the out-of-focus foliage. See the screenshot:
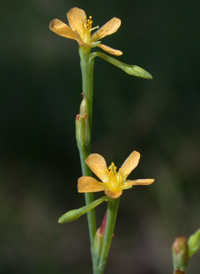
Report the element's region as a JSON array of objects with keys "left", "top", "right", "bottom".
[{"left": 1, "top": 0, "right": 200, "bottom": 273}]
